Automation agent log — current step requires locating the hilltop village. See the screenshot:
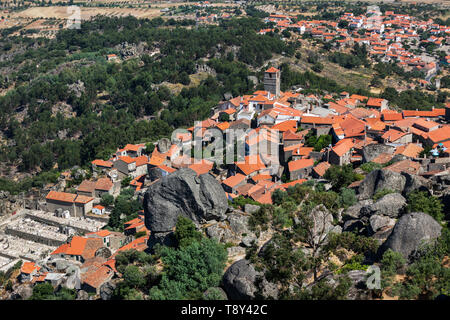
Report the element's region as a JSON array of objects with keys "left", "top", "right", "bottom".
[
  {"left": 258, "top": 10, "right": 449, "bottom": 85},
  {"left": 0, "top": 65, "right": 449, "bottom": 299}
]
